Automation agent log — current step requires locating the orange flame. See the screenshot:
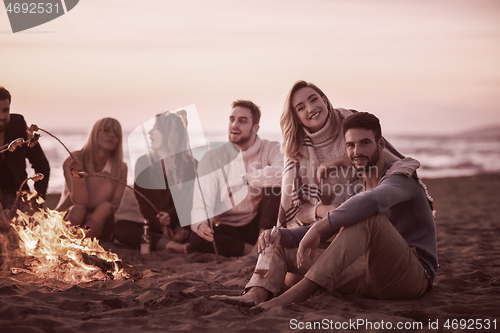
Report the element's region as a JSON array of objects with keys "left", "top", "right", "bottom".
[{"left": 10, "top": 202, "right": 129, "bottom": 284}]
